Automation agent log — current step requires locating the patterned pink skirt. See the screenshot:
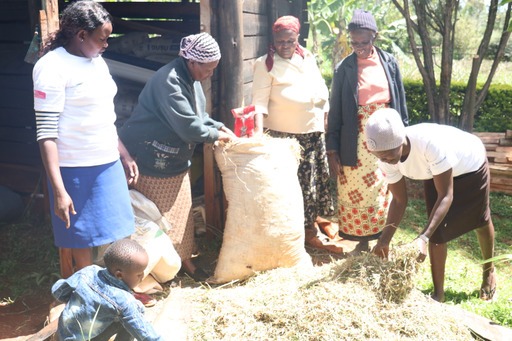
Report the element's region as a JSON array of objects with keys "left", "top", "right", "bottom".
[
  {"left": 133, "top": 171, "right": 196, "bottom": 260},
  {"left": 337, "top": 103, "right": 391, "bottom": 241}
]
